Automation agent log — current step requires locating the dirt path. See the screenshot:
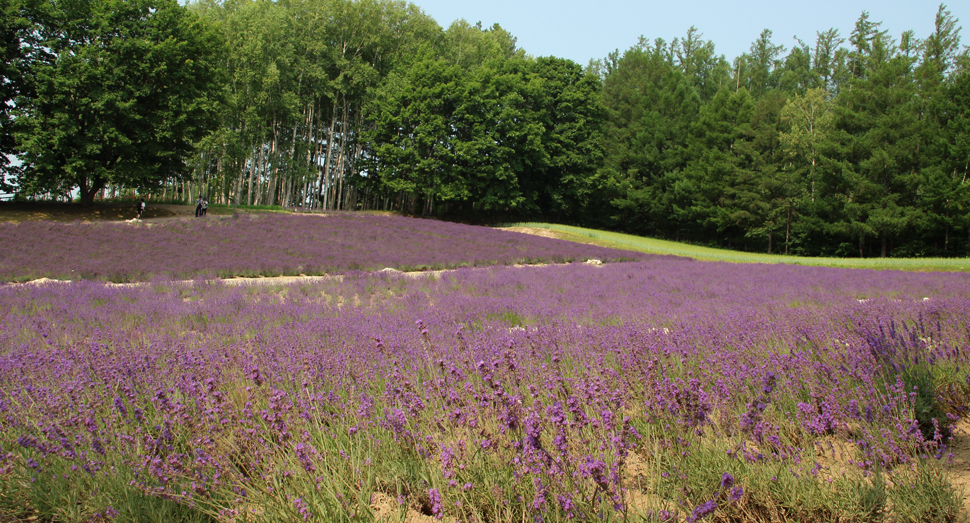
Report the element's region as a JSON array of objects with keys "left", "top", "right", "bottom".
[
  {"left": 150, "top": 203, "right": 197, "bottom": 217},
  {"left": 950, "top": 419, "right": 970, "bottom": 515},
  {"left": 10, "top": 261, "right": 596, "bottom": 289},
  {"left": 498, "top": 226, "right": 563, "bottom": 239},
  {"left": 498, "top": 225, "right": 606, "bottom": 246}
]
